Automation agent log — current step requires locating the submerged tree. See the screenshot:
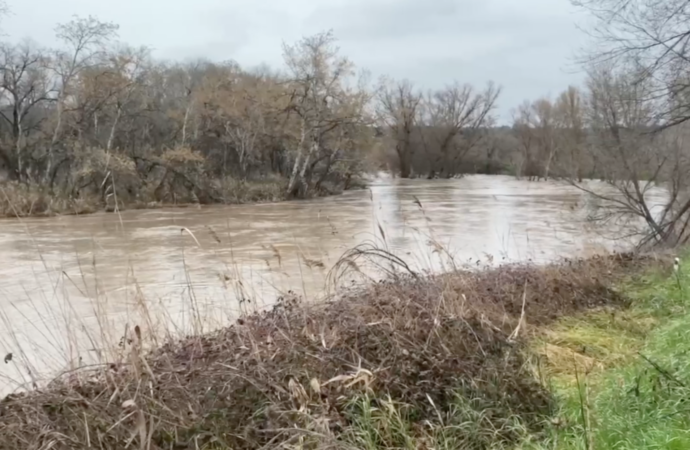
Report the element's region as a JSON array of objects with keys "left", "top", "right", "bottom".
[
  {"left": 376, "top": 79, "right": 422, "bottom": 178},
  {"left": 424, "top": 82, "right": 500, "bottom": 177}
]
